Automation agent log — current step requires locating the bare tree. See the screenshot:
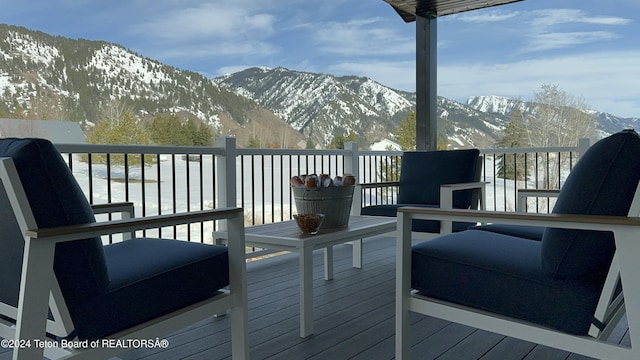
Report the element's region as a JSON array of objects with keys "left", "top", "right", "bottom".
[
  {"left": 99, "top": 99, "right": 134, "bottom": 123},
  {"left": 524, "top": 84, "right": 597, "bottom": 191},
  {"left": 27, "top": 93, "right": 69, "bottom": 121}
]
